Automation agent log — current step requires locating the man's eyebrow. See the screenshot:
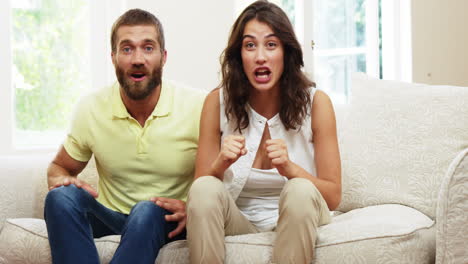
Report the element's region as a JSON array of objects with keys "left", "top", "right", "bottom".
[
  {"left": 118, "top": 39, "right": 157, "bottom": 46},
  {"left": 142, "top": 39, "right": 157, "bottom": 44},
  {"left": 118, "top": 39, "right": 132, "bottom": 46}
]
